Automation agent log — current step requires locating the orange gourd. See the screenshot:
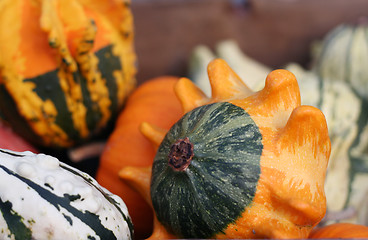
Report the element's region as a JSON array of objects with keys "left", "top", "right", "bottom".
[
  {"left": 120, "top": 59, "right": 331, "bottom": 239},
  {"left": 96, "top": 76, "right": 183, "bottom": 239},
  {"left": 309, "top": 223, "right": 368, "bottom": 238}
]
